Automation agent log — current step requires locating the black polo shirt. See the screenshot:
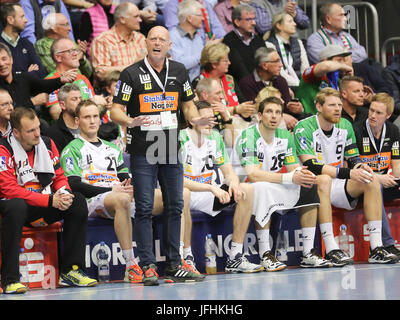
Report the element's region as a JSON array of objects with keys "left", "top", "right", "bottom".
[
  {"left": 354, "top": 120, "right": 400, "bottom": 174},
  {"left": 113, "top": 58, "right": 194, "bottom": 159}
]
